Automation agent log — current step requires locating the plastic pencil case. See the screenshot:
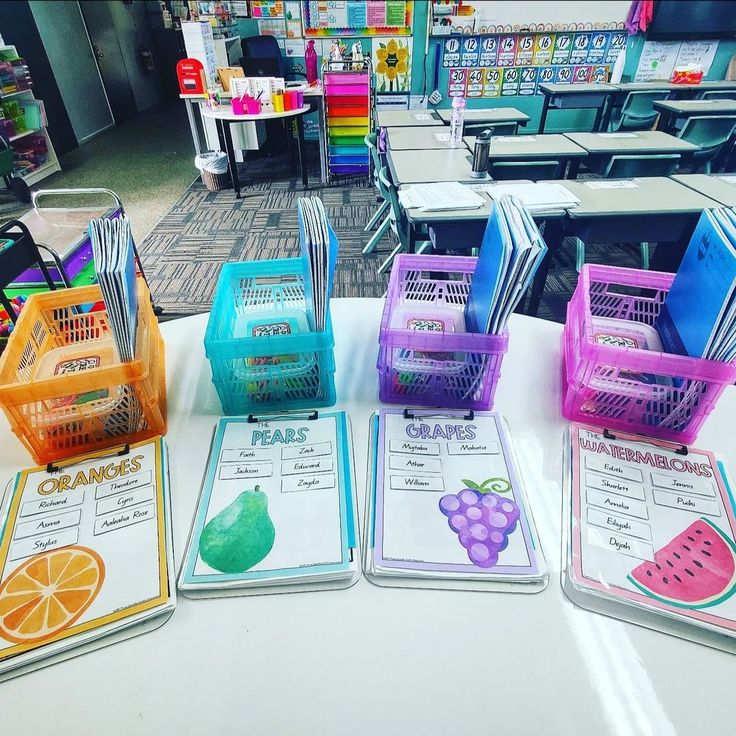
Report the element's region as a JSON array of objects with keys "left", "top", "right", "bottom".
[
  {"left": 0, "top": 279, "right": 166, "bottom": 464},
  {"left": 562, "top": 264, "right": 736, "bottom": 444},
  {"left": 378, "top": 254, "right": 508, "bottom": 410},
  {"left": 204, "top": 258, "right": 336, "bottom": 414}
]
